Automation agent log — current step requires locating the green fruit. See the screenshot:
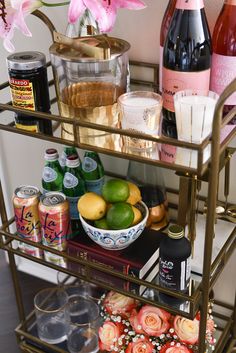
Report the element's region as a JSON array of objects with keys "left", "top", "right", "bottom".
[
  {"left": 102, "top": 179, "right": 130, "bottom": 203},
  {"left": 106, "top": 202, "right": 134, "bottom": 230},
  {"left": 94, "top": 218, "right": 109, "bottom": 230}
]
